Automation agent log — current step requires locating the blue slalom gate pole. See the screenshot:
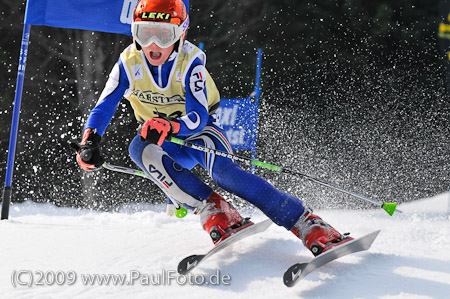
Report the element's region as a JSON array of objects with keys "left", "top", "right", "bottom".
[
  {"left": 1, "top": 24, "right": 31, "bottom": 220},
  {"left": 254, "top": 49, "right": 262, "bottom": 97},
  {"left": 250, "top": 48, "right": 262, "bottom": 173},
  {"left": 247, "top": 49, "right": 262, "bottom": 216}
]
